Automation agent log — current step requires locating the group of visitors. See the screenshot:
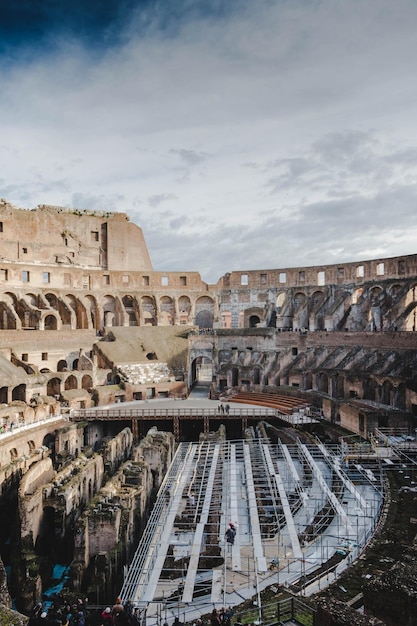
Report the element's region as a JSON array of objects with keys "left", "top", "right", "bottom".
[
  {"left": 27, "top": 597, "right": 142, "bottom": 626},
  {"left": 28, "top": 597, "right": 89, "bottom": 625},
  {"left": 217, "top": 403, "right": 230, "bottom": 415},
  {"left": 210, "top": 607, "right": 234, "bottom": 626}
]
